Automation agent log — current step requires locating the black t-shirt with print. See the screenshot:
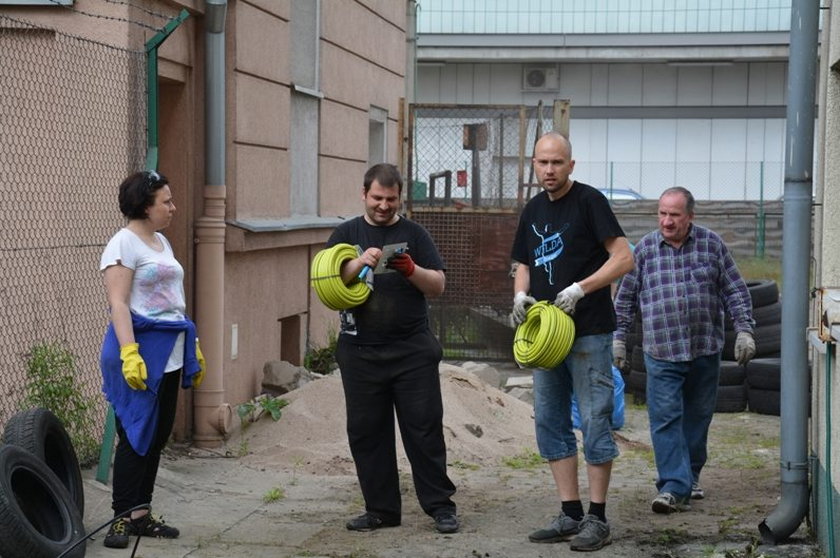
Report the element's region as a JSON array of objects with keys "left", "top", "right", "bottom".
[
  {"left": 511, "top": 181, "right": 626, "bottom": 336},
  {"left": 327, "top": 215, "right": 444, "bottom": 345}
]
